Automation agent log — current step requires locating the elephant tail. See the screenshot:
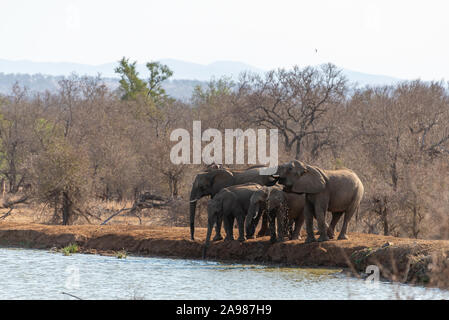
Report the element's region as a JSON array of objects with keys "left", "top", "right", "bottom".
[
  {"left": 349, "top": 184, "right": 364, "bottom": 224},
  {"left": 355, "top": 181, "right": 364, "bottom": 223}
]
